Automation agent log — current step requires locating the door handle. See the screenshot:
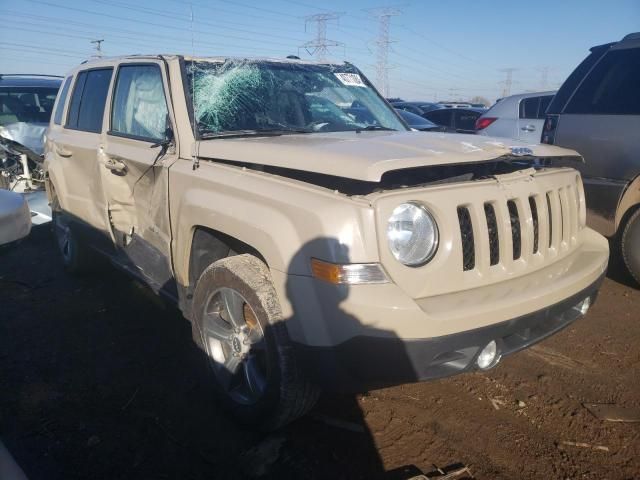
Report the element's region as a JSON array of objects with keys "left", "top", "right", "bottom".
[
  {"left": 103, "top": 158, "right": 127, "bottom": 174},
  {"left": 55, "top": 146, "right": 73, "bottom": 157},
  {"left": 521, "top": 124, "right": 536, "bottom": 132}
]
